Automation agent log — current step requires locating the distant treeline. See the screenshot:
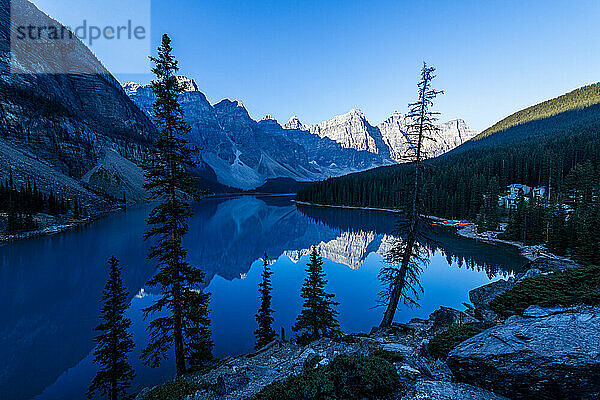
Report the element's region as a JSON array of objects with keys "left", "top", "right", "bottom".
[{"left": 0, "top": 172, "right": 86, "bottom": 233}]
